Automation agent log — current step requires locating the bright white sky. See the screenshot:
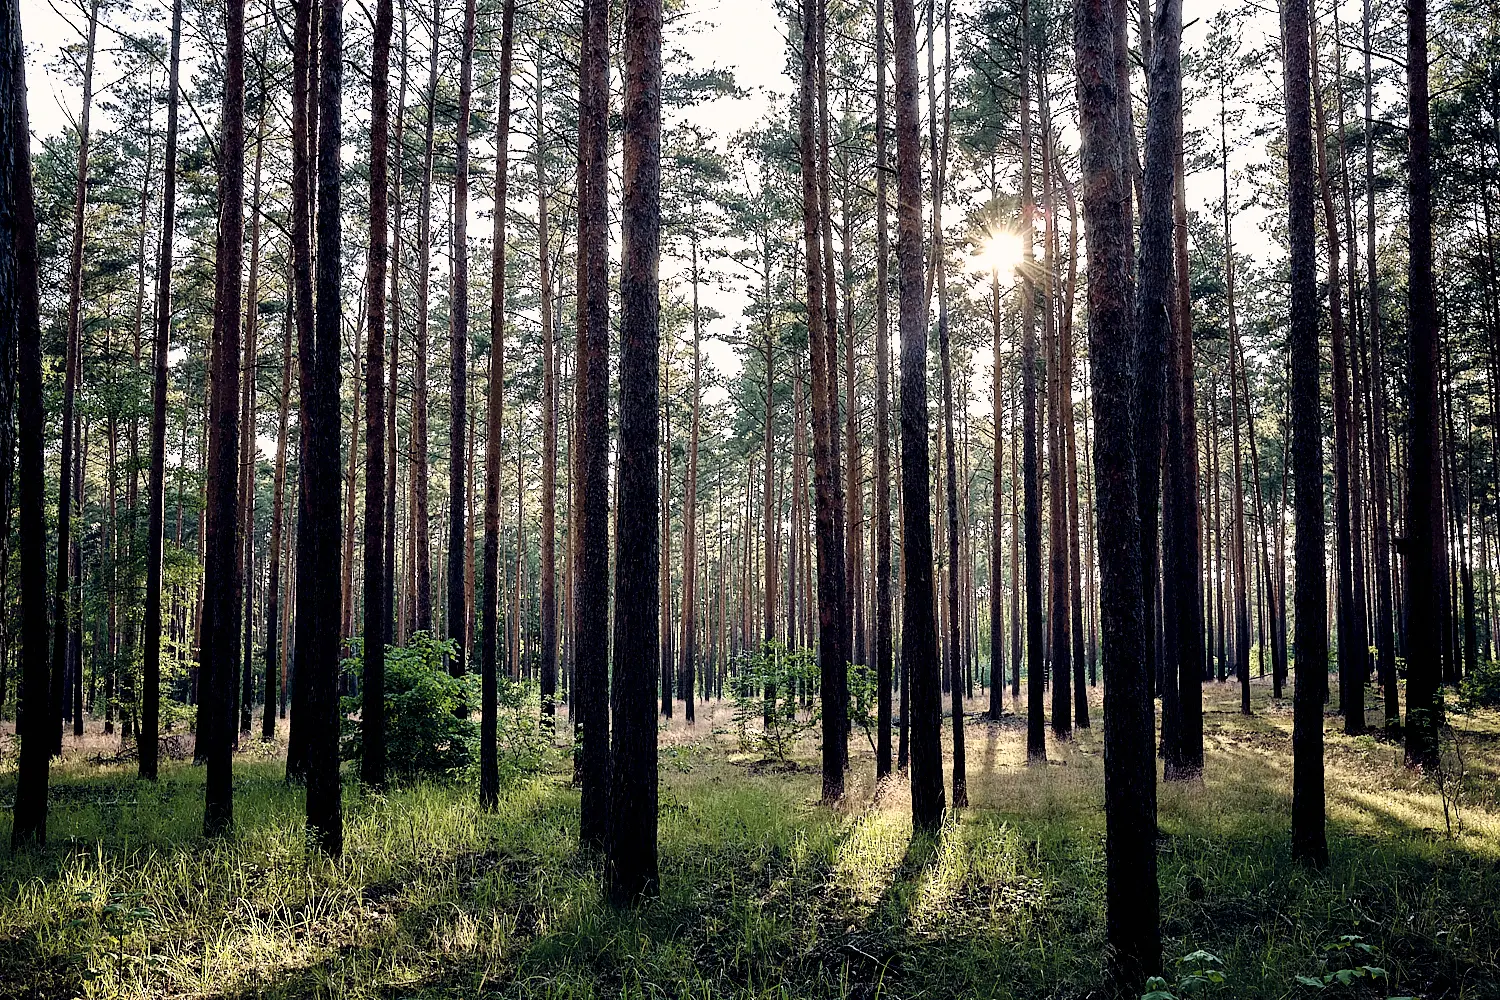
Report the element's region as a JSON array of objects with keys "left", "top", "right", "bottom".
[{"left": 18, "top": 0, "right": 1292, "bottom": 395}]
